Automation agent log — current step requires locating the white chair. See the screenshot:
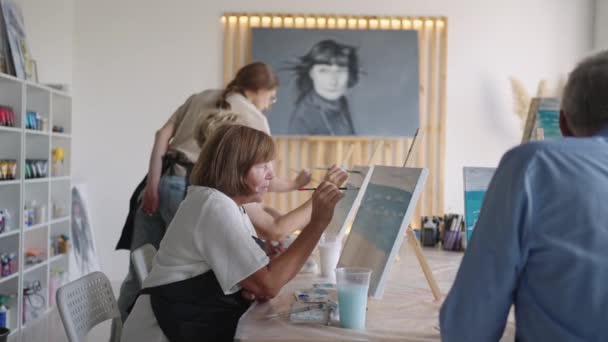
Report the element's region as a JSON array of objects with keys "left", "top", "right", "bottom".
[
  {"left": 131, "top": 244, "right": 157, "bottom": 284},
  {"left": 56, "top": 271, "right": 122, "bottom": 342}
]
